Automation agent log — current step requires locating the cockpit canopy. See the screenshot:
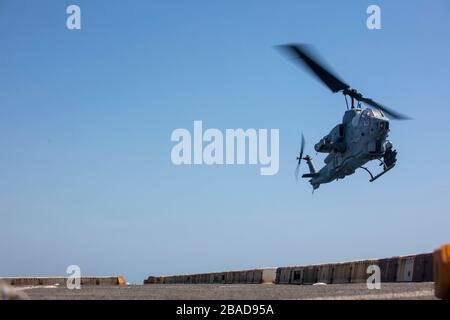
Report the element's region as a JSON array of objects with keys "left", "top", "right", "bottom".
[
  {"left": 362, "top": 108, "right": 385, "bottom": 119},
  {"left": 351, "top": 108, "right": 386, "bottom": 126}
]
